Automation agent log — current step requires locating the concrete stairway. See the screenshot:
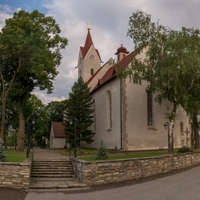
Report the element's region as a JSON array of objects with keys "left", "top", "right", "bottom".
[
  {"left": 31, "top": 160, "right": 74, "bottom": 178},
  {"left": 29, "top": 160, "right": 89, "bottom": 191}
]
